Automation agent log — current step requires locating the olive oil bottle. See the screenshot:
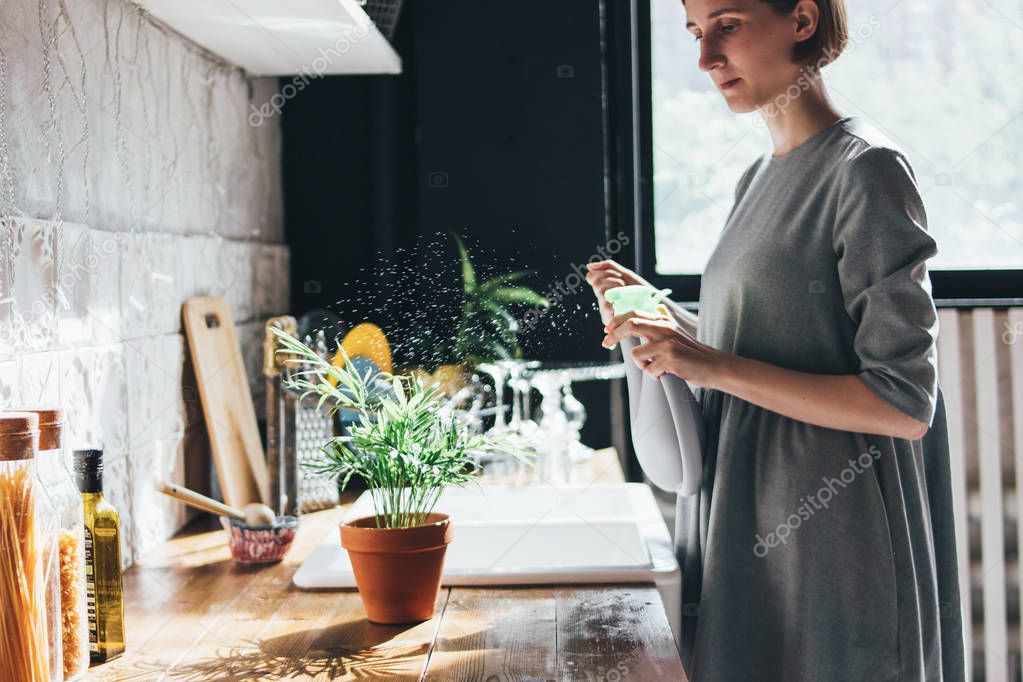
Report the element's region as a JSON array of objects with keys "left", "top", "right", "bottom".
[{"left": 73, "top": 449, "right": 125, "bottom": 663}]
